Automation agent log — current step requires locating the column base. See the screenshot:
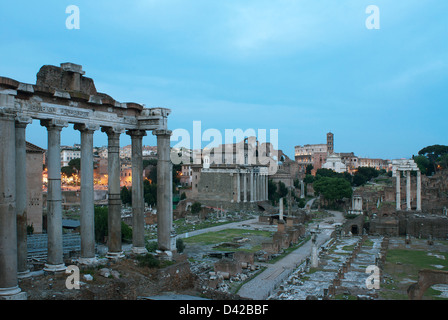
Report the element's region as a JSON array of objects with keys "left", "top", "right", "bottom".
[
  {"left": 132, "top": 247, "right": 148, "bottom": 255},
  {"left": 156, "top": 250, "right": 173, "bottom": 261},
  {"left": 0, "top": 286, "right": 27, "bottom": 300},
  {"left": 106, "top": 251, "right": 125, "bottom": 260},
  {"left": 17, "top": 270, "right": 32, "bottom": 279},
  {"left": 44, "top": 263, "right": 67, "bottom": 273},
  {"left": 78, "top": 257, "right": 99, "bottom": 266}
]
